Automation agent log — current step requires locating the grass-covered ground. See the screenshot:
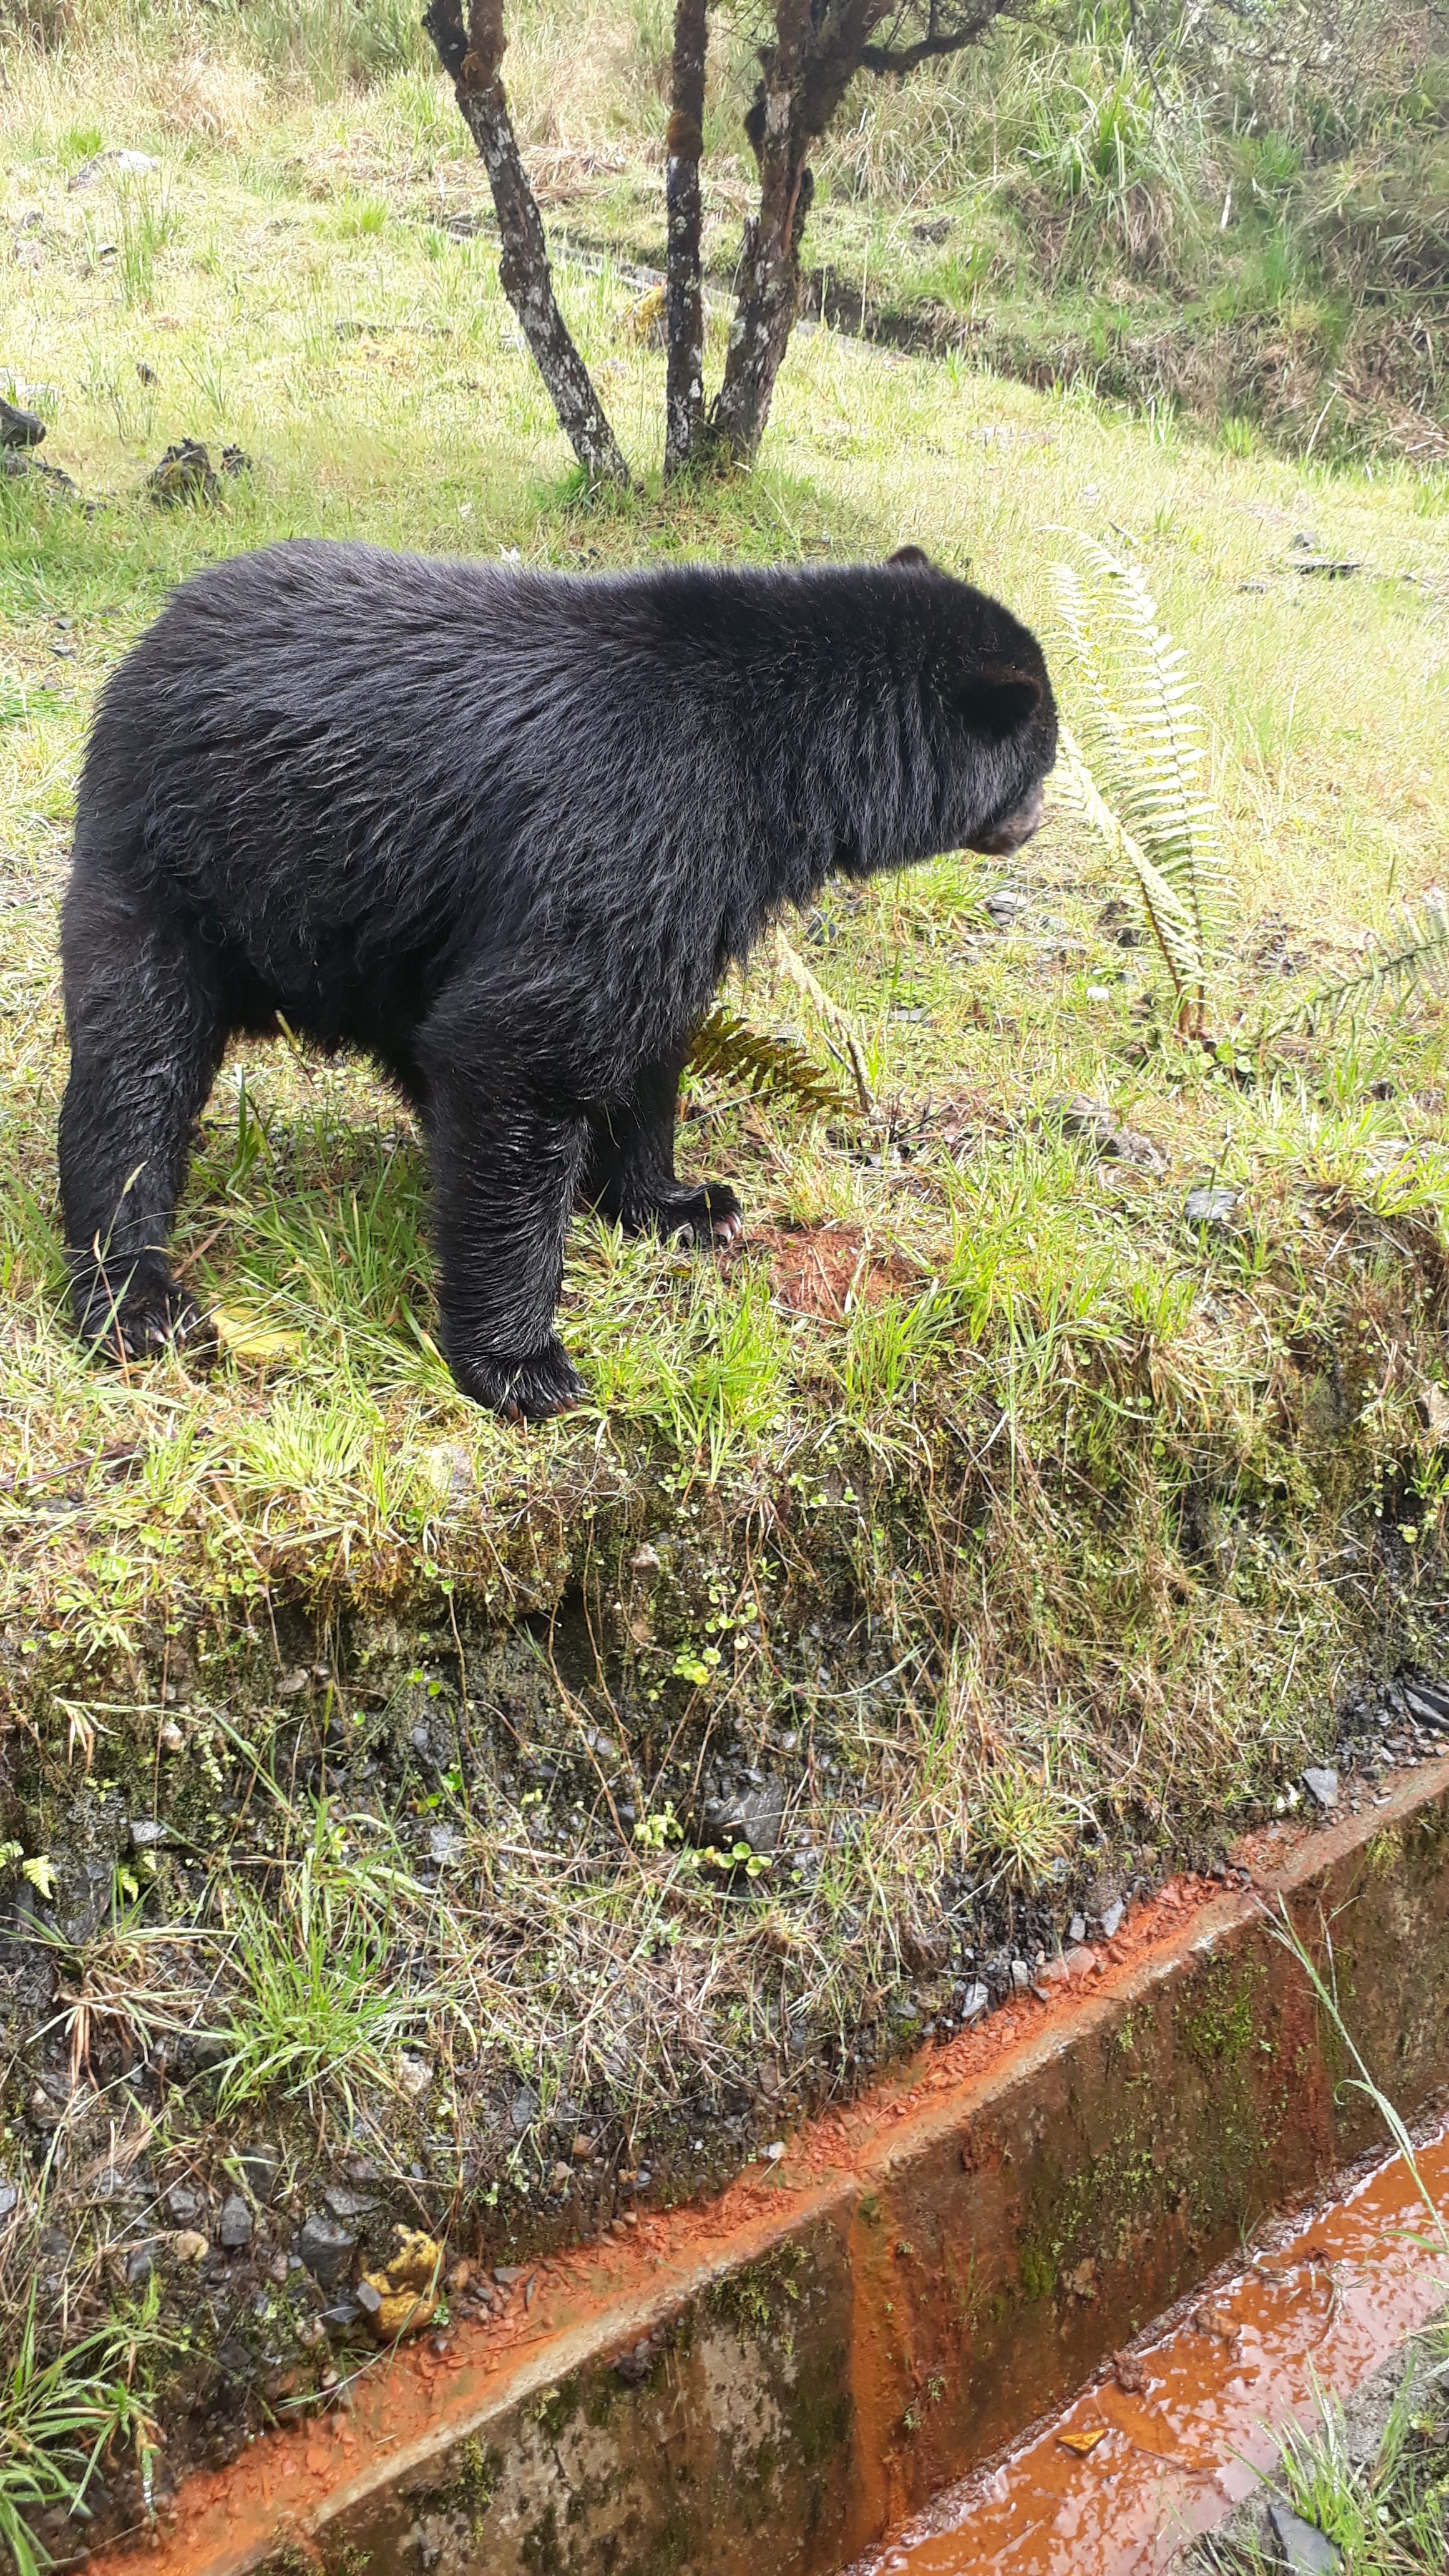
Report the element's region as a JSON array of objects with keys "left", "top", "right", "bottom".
[{"left": 3, "top": 1, "right": 1449, "bottom": 2548}]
